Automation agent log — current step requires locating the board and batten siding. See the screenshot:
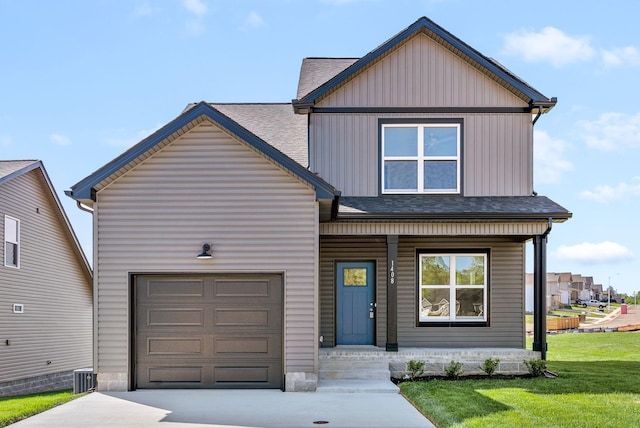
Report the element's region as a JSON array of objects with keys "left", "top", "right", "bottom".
[
  {"left": 93, "top": 123, "right": 319, "bottom": 390},
  {"left": 310, "top": 112, "right": 533, "bottom": 197},
  {"left": 319, "top": 236, "right": 526, "bottom": 349},
  {"left": 0, "top": 170, "right": 92, "bottom": 384},
  {"left": 319, "top": 236, "right": 387, "bottom": 347},
  {"left": 317, "top": 33, "right": 529, "bottom": 108}
]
